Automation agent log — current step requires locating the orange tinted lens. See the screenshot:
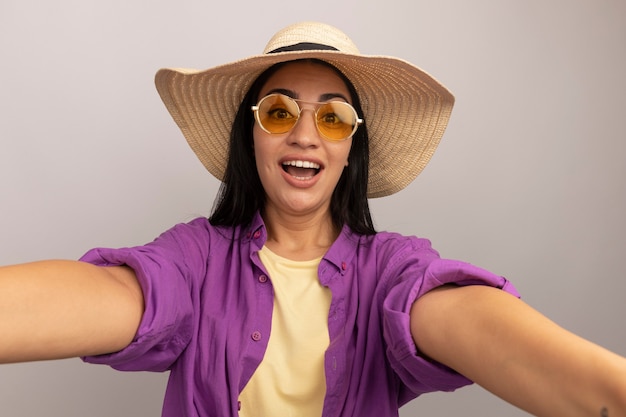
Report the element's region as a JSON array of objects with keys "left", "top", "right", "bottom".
[
  {"left": 317, "top": 101, "right": 357, "bottom": 140},
  {"left": 316, "top": 102, "right": 358, "bottom": 141},
  {"left": 257, "top": 94, "right": 299, "bottom": 134}
]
